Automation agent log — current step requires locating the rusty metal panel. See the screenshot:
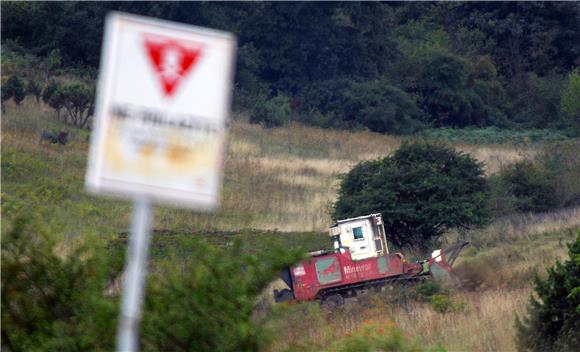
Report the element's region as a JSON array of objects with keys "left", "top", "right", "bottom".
[{"left": 315, "top": 257, "right": 342, "bottom": 284}]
